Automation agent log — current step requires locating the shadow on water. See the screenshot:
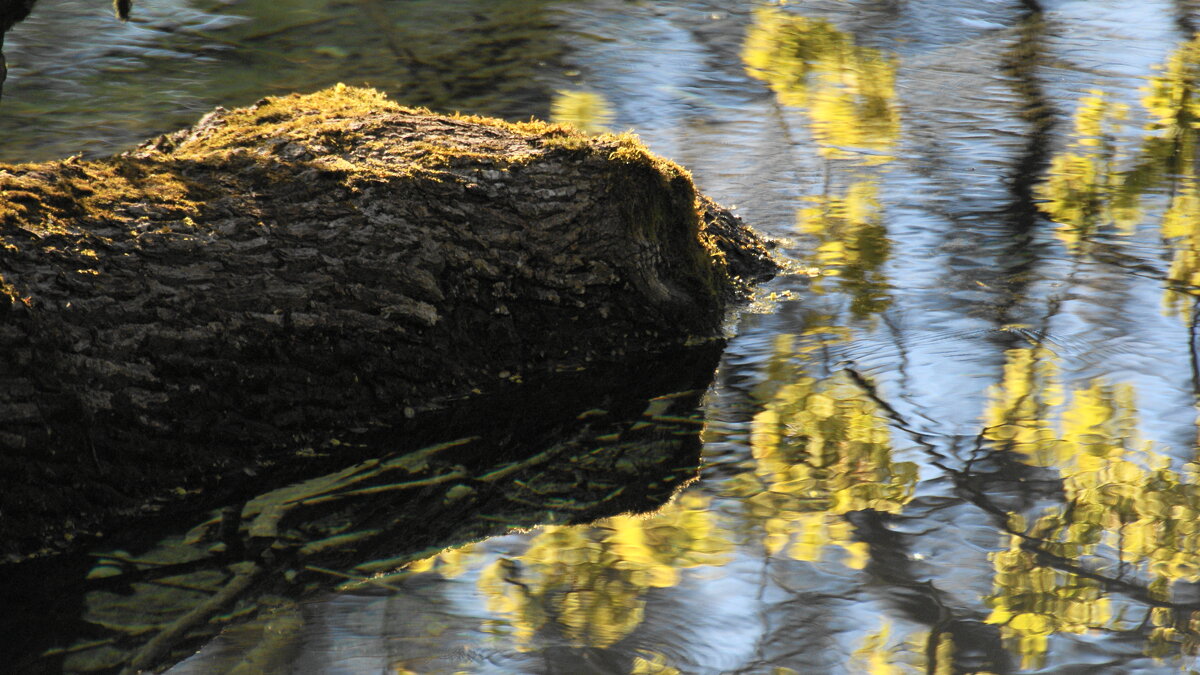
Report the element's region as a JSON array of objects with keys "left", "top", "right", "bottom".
[{"left": 1, "top": 345, "right": 725, "bottom": 673}]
